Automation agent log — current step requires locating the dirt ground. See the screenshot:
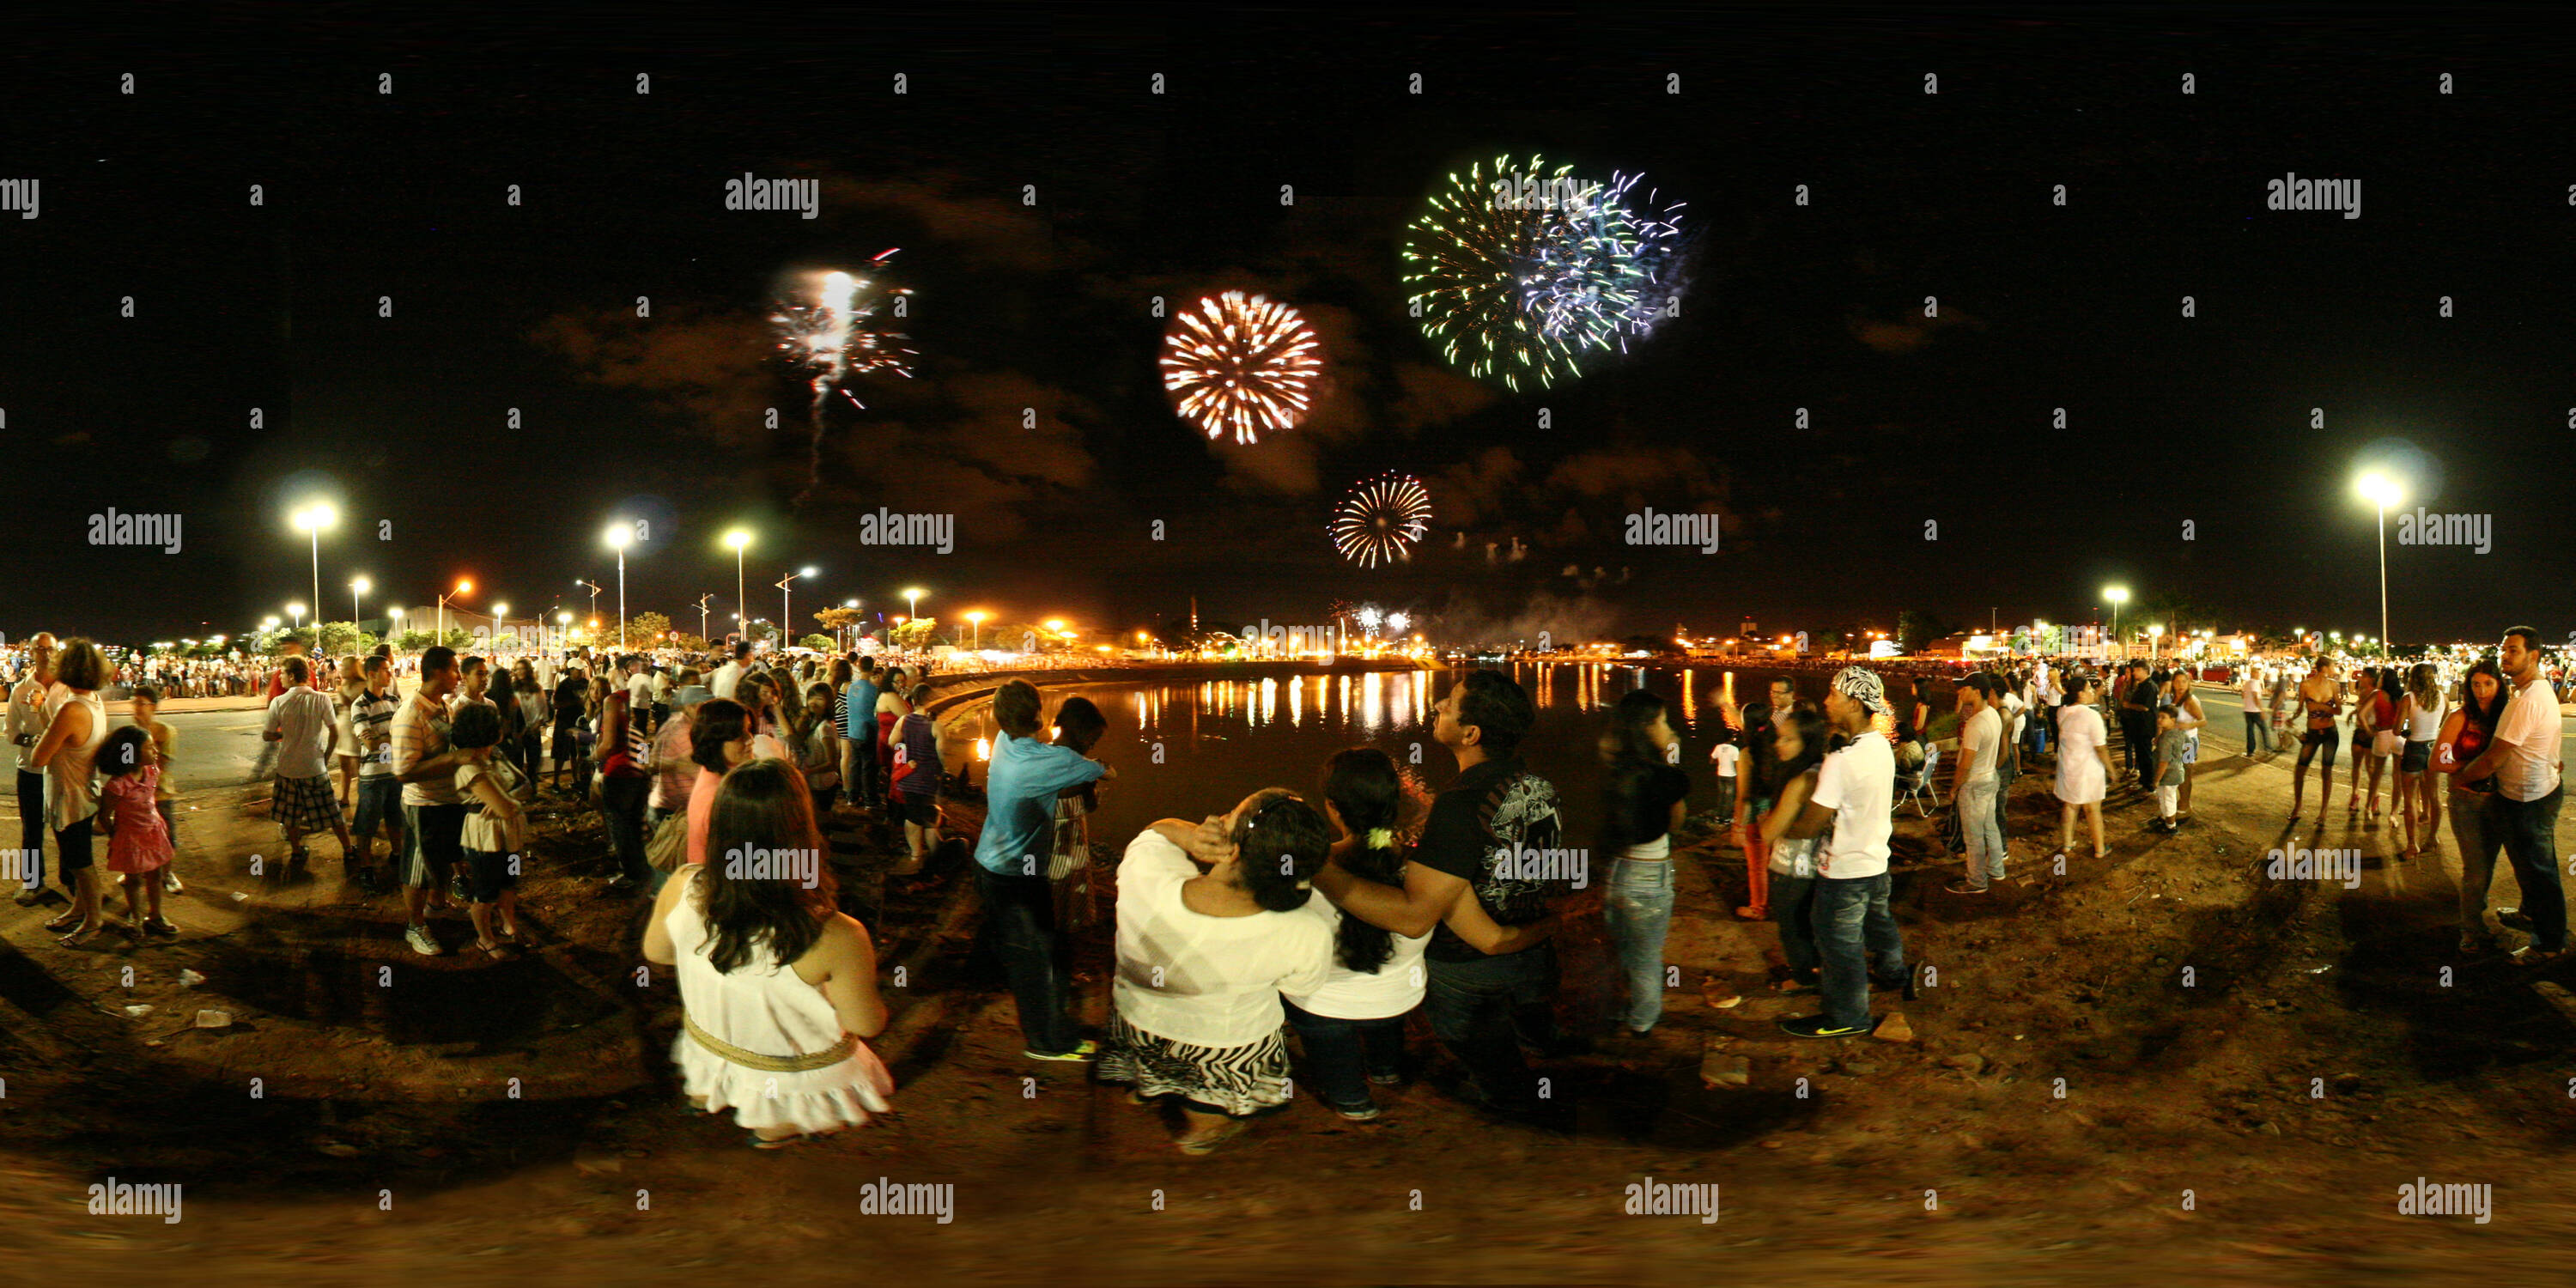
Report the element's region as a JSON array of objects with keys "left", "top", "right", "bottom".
[{"left": 3, "top": 727, "right": 2573, "bottom": 1285}]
